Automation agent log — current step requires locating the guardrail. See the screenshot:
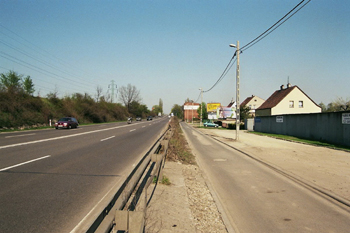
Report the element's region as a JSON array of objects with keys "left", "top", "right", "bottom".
[{"left": 82, "top": 125, "right": 172, "bottom": 233}]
